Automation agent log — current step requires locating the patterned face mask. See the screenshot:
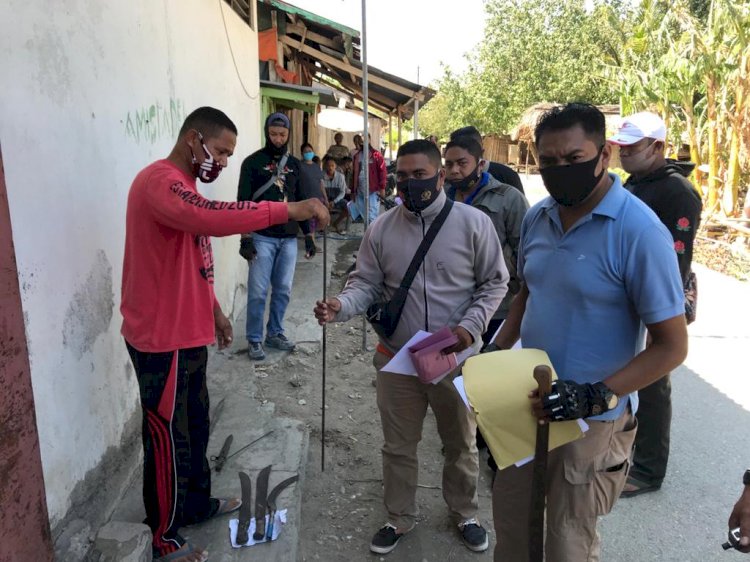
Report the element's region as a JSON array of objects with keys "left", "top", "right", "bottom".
[{"left": 191, "top": 132, "right": 223, "bottom": 183}]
